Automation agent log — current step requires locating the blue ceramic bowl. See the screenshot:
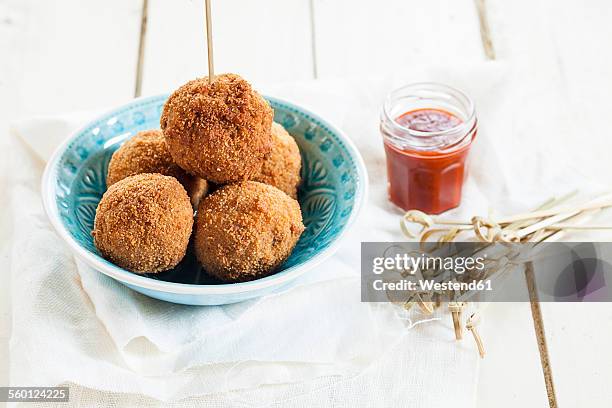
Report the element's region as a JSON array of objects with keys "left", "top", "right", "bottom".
[{"left": 42, "top": 95, "right": 367, "bottom": 305}]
